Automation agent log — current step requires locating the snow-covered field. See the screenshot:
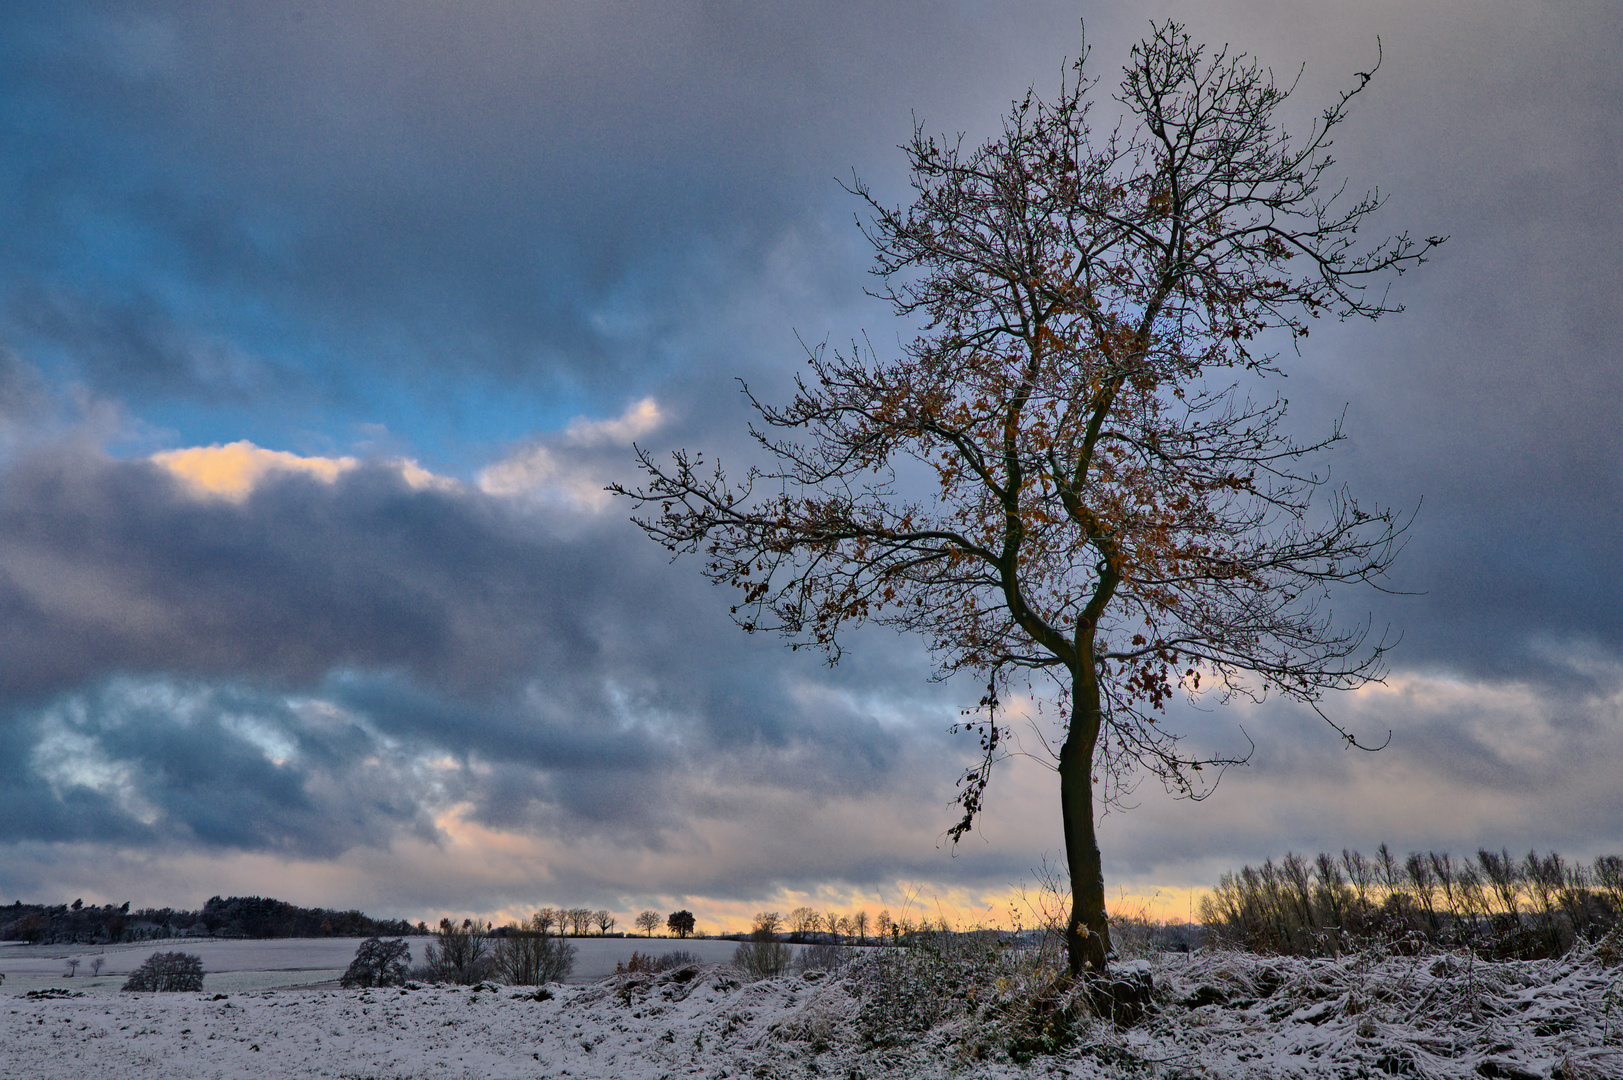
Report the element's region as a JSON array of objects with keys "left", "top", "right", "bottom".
[
  {"left": 0, "top": 936, "right": 755, "bottom": 993},
  {"left": 3, "top": 940, "right": 1620, "bottom": 1078}
]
